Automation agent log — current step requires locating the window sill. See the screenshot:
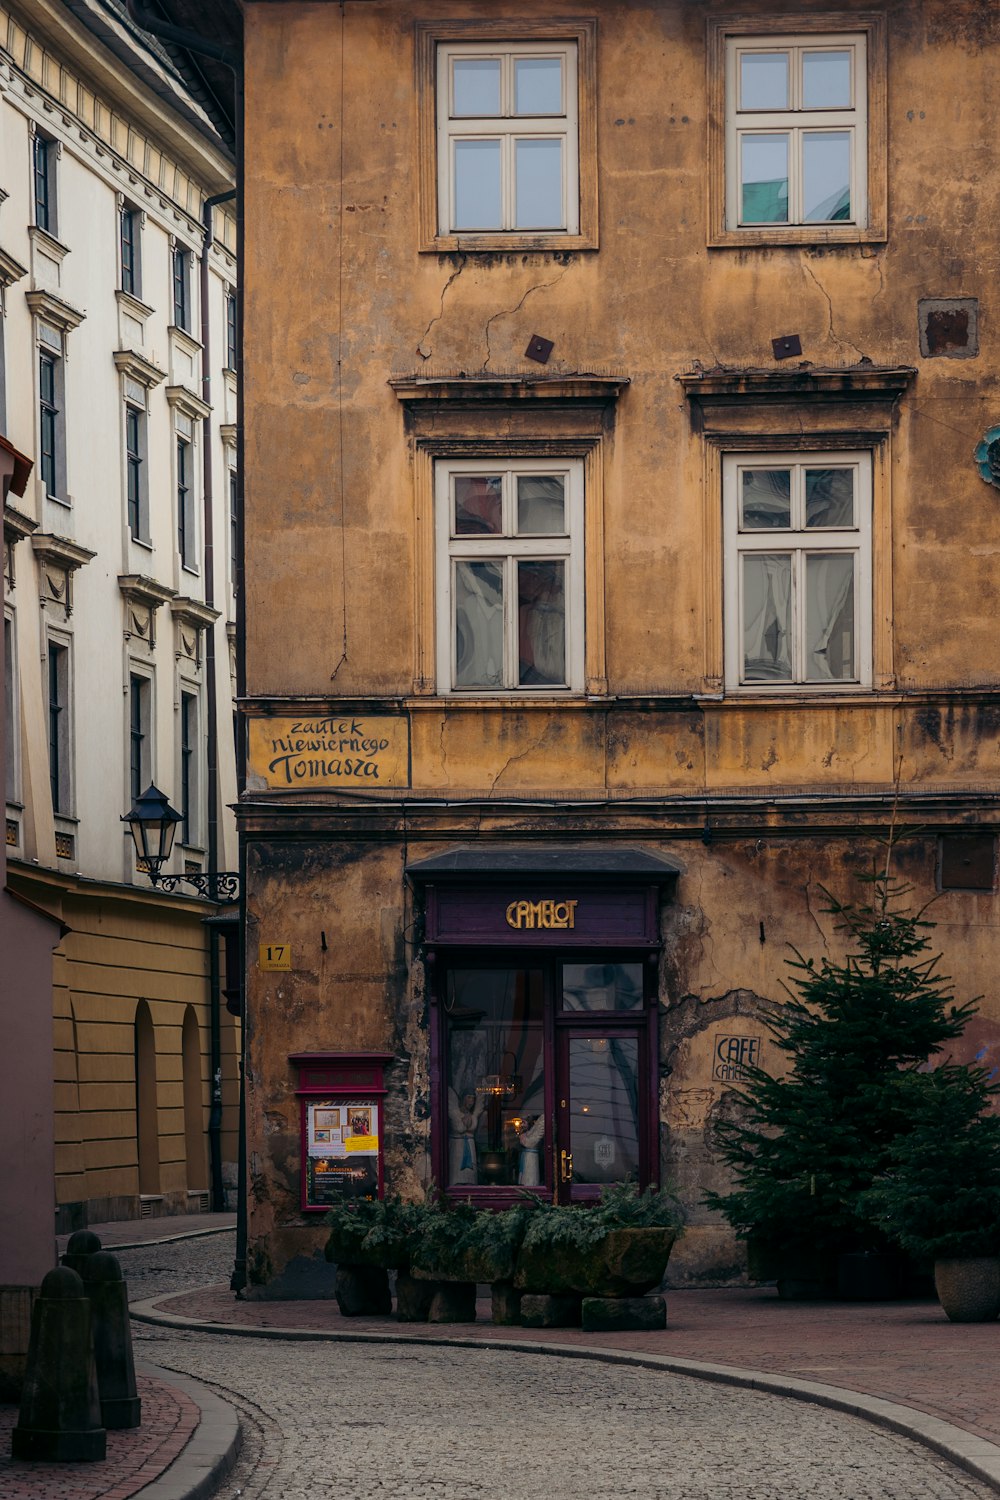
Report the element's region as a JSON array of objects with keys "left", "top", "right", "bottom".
[
  {"left": 180, "top": 563, "right": 200, "bottom": 578},
  {"left": 130, "top": 534, "right": 154, "bottom": 551},
  {"left": 708, "top": 225, "right": 887, "bottom": 250},
  {"left": 422, "top": 232, "right": 597, "bottom": 254},
  {"left": 722, "top": 685, "right": 876, "bottom": 703}
]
